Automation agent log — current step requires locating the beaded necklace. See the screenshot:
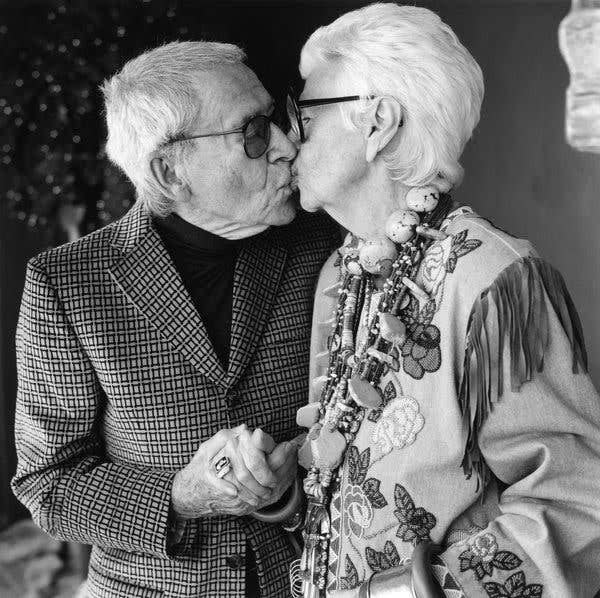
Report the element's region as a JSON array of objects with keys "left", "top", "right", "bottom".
[{"left": 296, "top": 191, "right": 453, "bottom": 597}]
